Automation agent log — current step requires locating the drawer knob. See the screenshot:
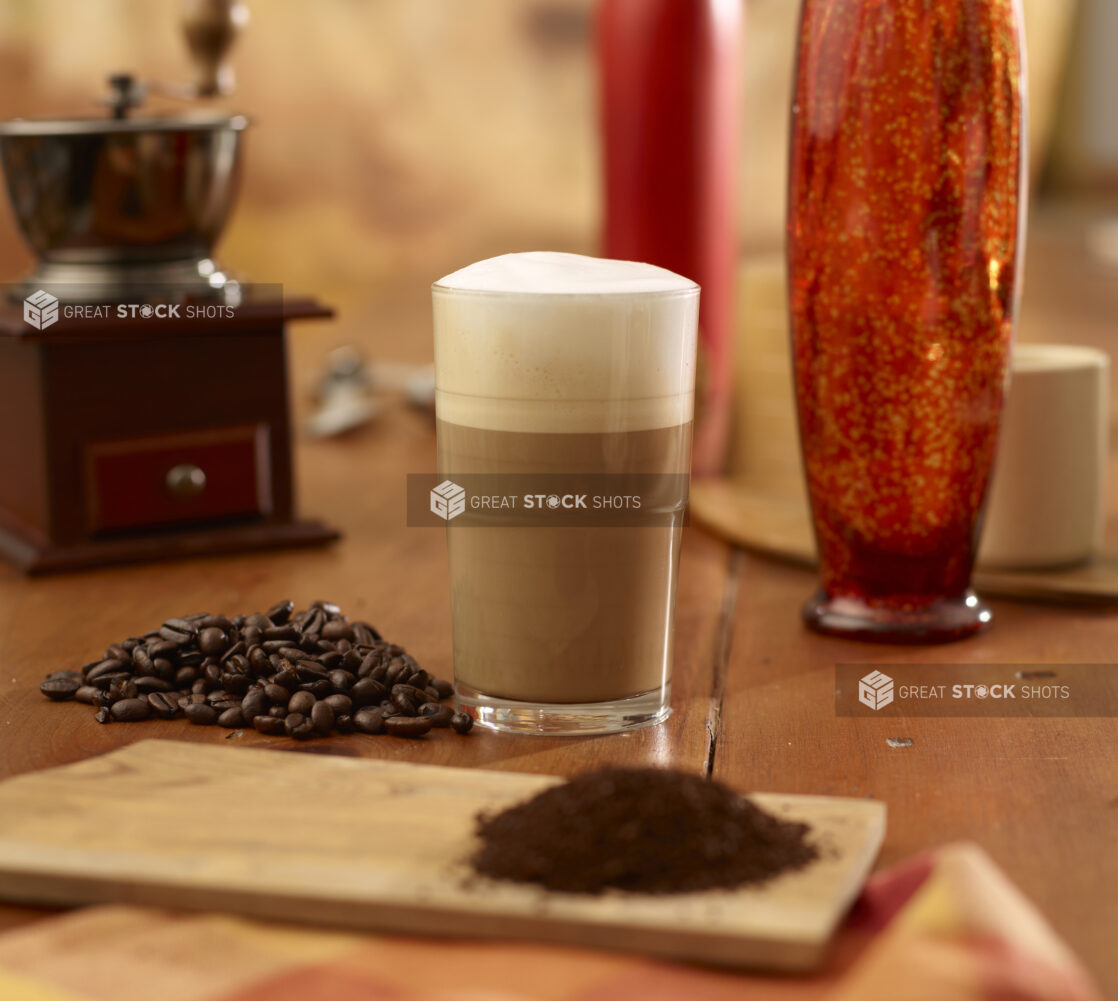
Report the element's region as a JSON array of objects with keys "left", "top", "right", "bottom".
[{"left": 166, "top": 463, "right": 207, "bottom": 499}]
